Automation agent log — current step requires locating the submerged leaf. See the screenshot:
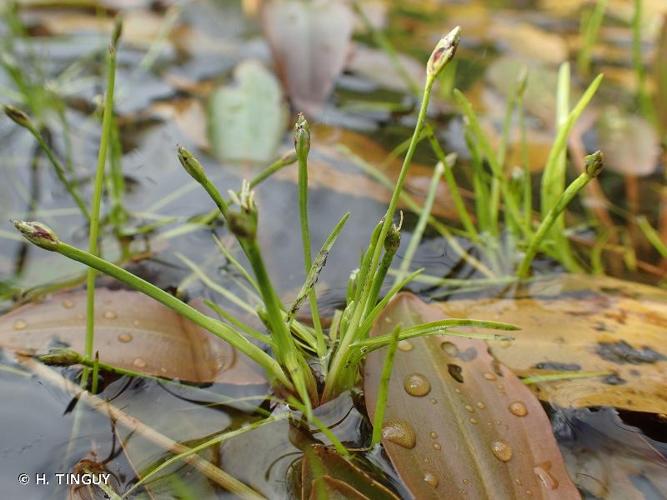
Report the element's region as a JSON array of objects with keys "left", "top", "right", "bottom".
[
  {"left": 364, "top": 293, "right": 579, "bottom": 499},
  {"left": 0, "top": 289, "right": 265, "bottom": 385},
  {"left": 299, "top": 445, "right": 399, "bottom": 500},
  {"left": 209, "top": 60, "right": 287, "bottom": 163},
  {"left": 261, "top": 0, "right": 355, "bottom": 114},
  {"left": 437, "top": 274, "right": 667, "bottom": 413}
]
